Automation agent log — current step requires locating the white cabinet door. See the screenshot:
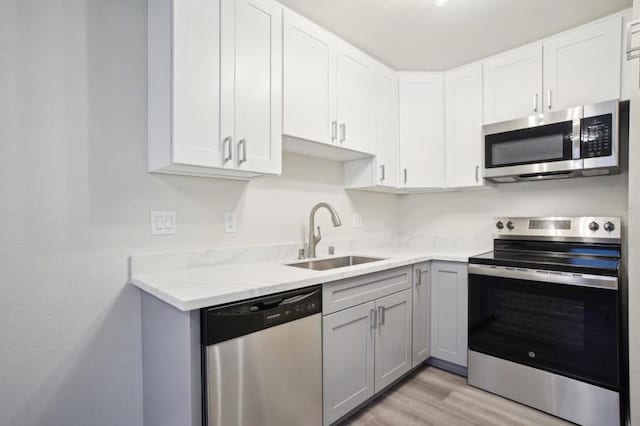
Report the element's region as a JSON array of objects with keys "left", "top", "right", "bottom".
[
  {"left": 221, "top": 0, "right": 282, "bottom": 175},
  {"left": 430, "top": 261, "right": 468, "bottom": 367},
  {"left": 399, "top": 73, "right": 446, "bottom": 188},
  {"left": 483, "top": 44, "right": 543, "bottom": 124},
  {"left": 374, "top": 289, "right": 412, "bottom": 393},
  {"left": 412, "top": 263, "right": 431, "bottom": 368},
  {"left": 323, "top": 301, "right": 376, "bottom": 426},
  {"left": 445, "top": 63, "right": 484, "bottom": 188},
  {"left": 337, "top": 41, "right": 377, "bottom": 154},
  {"left": 283, "top": 10, "right": 337, "bottom": 145},
  {"left": 170, "top": 0, "right": 224, "bottom": 168},
  {"left": 375, "top": 65, "right": 399, "bottom": 187},
  {"left": 544, "top": 16, "right": 622, "bottom": 111}
]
